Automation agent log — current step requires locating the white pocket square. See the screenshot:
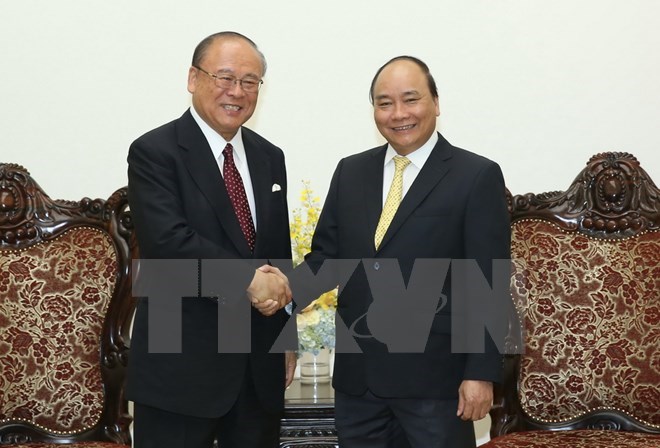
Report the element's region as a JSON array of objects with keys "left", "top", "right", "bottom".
[{"left": 272, "top": 183, "right": 281, "bottom": 192}]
